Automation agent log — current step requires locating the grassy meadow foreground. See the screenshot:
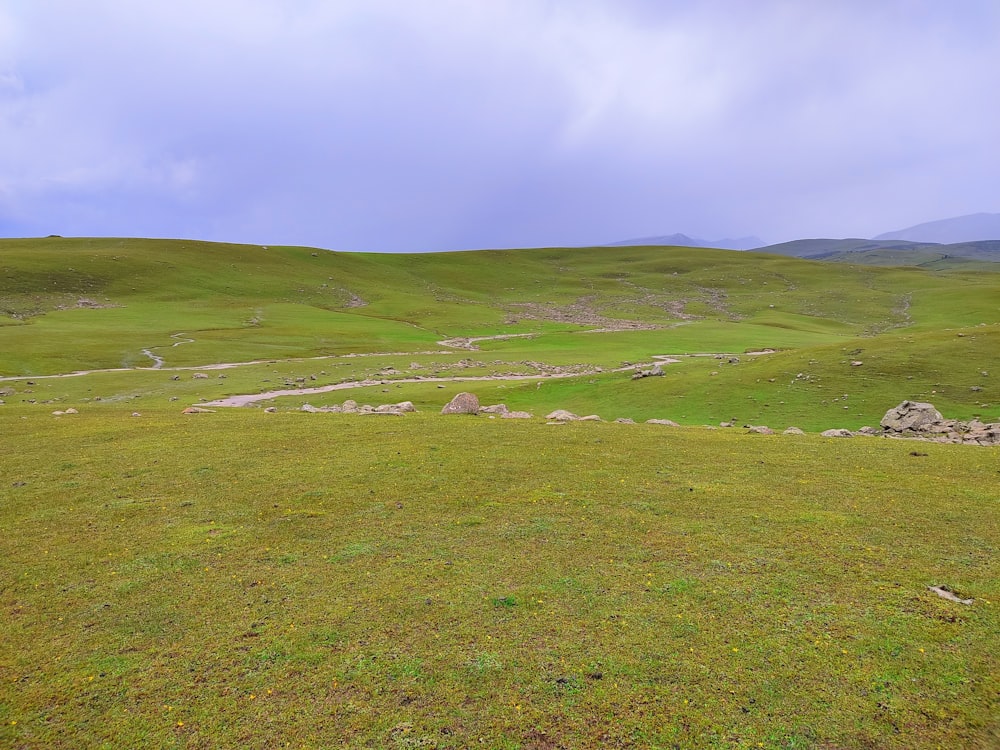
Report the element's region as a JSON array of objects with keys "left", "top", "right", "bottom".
[{"left": 1, "top": 237, "right": 999, "bottom": 748}]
